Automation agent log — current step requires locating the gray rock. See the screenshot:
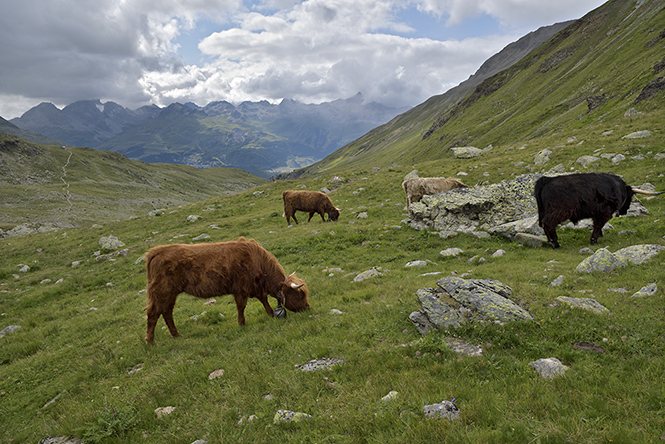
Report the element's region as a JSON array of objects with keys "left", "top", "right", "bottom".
[
  {"left": 614, "top": 244, "right": 665, "bottom": 265},
  {"left": 575, "top": 248, "right": 627, "bottom": 273},
  {"left": 405, "top": 260, "right": 428, "bottom": 268},
  {"left": 529, "top": 357, "right": 569, "bottom": 379},
  {"left": 0, "top": 325, "right": 21, "bottom": 339},
  {"left": 423, "top": 400, "right": 459, "bottom": 420},
  {"left": 576, "top": 155, "right": 600, "bottom": 168},
  {"left": 443, "top": 337, "right": 483, "bottom": 357},
  {"left": 297, "top": 358, "right": 344, "bottom": 372},
  {"left": 273, "top": 410, "right": 312, "bottom": 423},
  {"left": 353, "top": 267, "right": 383, "bottom": 282},
  {"left": 451, "top": 146, "right": 483, "bottom": 158},
  {"left": 556, "top": 296, "right": 609, "bottom": 314},
  {"left": 404, "top": 170, "right": 419, "bottom": 181},
  {"left": 611, "top": 154, "right": 625, "bottom": 164},
  {"left": 632, "top": 283, "right": 658, "bottom": 297},
  {"left": 550, "top": 275, "right": 564, "bottom": 287},
  {"left": 534, "top": 148, "right": 553, "bottom": 165},
  {"left": 38, "top": 438, "right": 84, "bottom": 444},
  {"left": 440, "top": 248, "right": 463, "bottom": 257},
  {"left": 99, "top": 235, "right": 125, "bottom": 250},
  {"left": 622, "top": 130, "right": 651, "bottom": 139}
]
